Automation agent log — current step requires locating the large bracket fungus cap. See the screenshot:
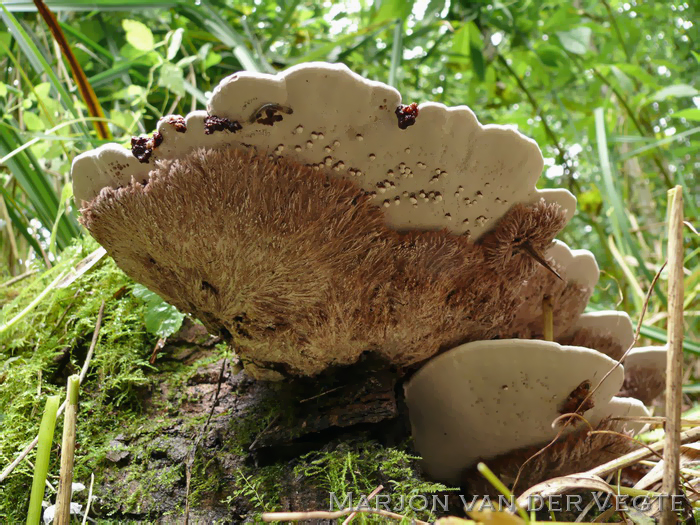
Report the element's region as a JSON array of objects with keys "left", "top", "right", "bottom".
[
  {"left": 72, "top": 62, "right": 575, "bottom": 240},
  {"left": 71, "top": 62, "right": 581, "bottom": 379},
  {"left": 404, "top": 339, "right": 627, "bottom": 485}
]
